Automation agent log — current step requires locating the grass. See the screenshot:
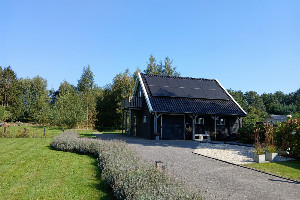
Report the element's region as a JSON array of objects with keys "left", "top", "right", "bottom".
[
  {"left": 78, "top": 129, "right": 122, "bottom": 138},
  {"left": 0, "top": 125, "right": 66, "bottom": 138},
  {"left": 245, "top": 161, "right": 300, "bottom": 182},
  {"left": 0, "top": 138, "right": 113, "bottom": 200}
]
